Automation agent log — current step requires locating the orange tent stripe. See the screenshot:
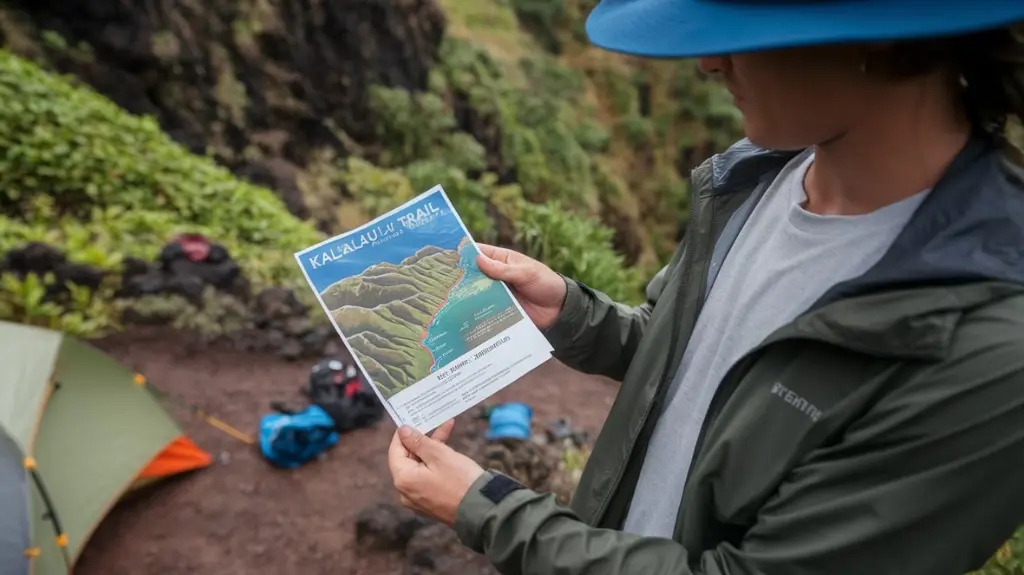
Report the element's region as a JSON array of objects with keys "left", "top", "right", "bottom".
[{"left": 137, "top": 435, "right": 213, "bottom": 479}]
